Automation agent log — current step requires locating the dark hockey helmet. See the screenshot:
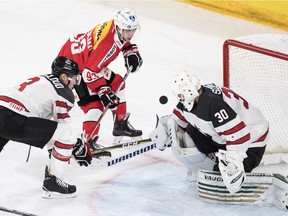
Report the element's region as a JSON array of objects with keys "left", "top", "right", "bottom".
[{"left": 51, "top": 56, "right": 80, "bottom": 78}]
